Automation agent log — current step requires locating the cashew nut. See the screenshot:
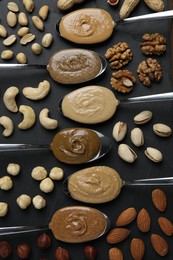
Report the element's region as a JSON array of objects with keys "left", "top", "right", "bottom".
[
  {"left": 3, "top": 86, "right": 19, "bottom": 112},
  {"left": 18, "top": 105, "right": 36, "bottom": 130},
  {"left": 0, "top": 116, "right": 14, "bottom": 137},
  {"left": 39, "top": 108, "right": 58, "bottom": 130},
  {"left": 22, "top": 80, "right": 50, "bottom": 100}
]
